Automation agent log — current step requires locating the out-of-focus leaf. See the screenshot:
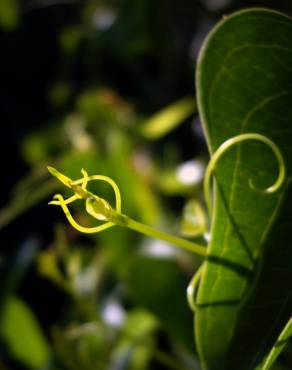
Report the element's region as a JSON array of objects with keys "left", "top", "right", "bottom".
[
  {"left": 64, "top": 113, "right": 93, "bottom": 151},
  {"left": 156, "top": 168, "right": 187, "bottom": 195},
  {"left": 4, "top": 237, "right": 39, "bottom": 295},
  {"left": 77, "top": 89, "right": 133, "bottom": 127},
  {"left": 52, "top": 323, "right": 112, "bottom": 370},
  {"left": 106, "top": 130, "right": 162, "bottom": 225},
  {"left": 60, "top": 26, "right": 83, "bottom": 55},
  {"left": 13, "top": 167, "right": 48, "bottom": 196},
  {"left": 257, "top": 316, "right": 292, "bottom": 370},
  {"left": 0, "top": 178, "right": 58, "bottom": 230},
  {"left": 1, "top": 296, "right": 50, "bottom": 369},
  {"left": 58, "top": 148, "right": 101, "bottom": 179},
  {"left": 38, "top": 248, "right": 68, "bottom": 290},
  {"left": 157, "top": 159, "right": 205, "bottom": 196},
  {"left": 0, "top": 0, "right": 18, "bottom": 31},
  {"left": 0, "top": 147, "right": 100, "bottom": 230},
  {"left": 127, "top": 255, "right": 194, "bottom": 352},
  {"left": 52, "top": 327, "right": 81, "bottom": 370},
  {"left": 49, "top": 82, "right": 71, "bottom": 108},
  {"left": 124, "top": 309, "right": 159, "bottom": 338},
  {"left": 140, "top": 97, "right": 195, "bottom": 140},
  {"left": 22, "top": 134, "right": 52, "bottom": 165},
  {"left": 112, "top": 310, "right": 159, "bottom": 370},
  {"left": 180, "top": 200, "right": 207, "bottom": 237},
  {"left": 21, "top": 127, "right": 66, "bottom": 165}
]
